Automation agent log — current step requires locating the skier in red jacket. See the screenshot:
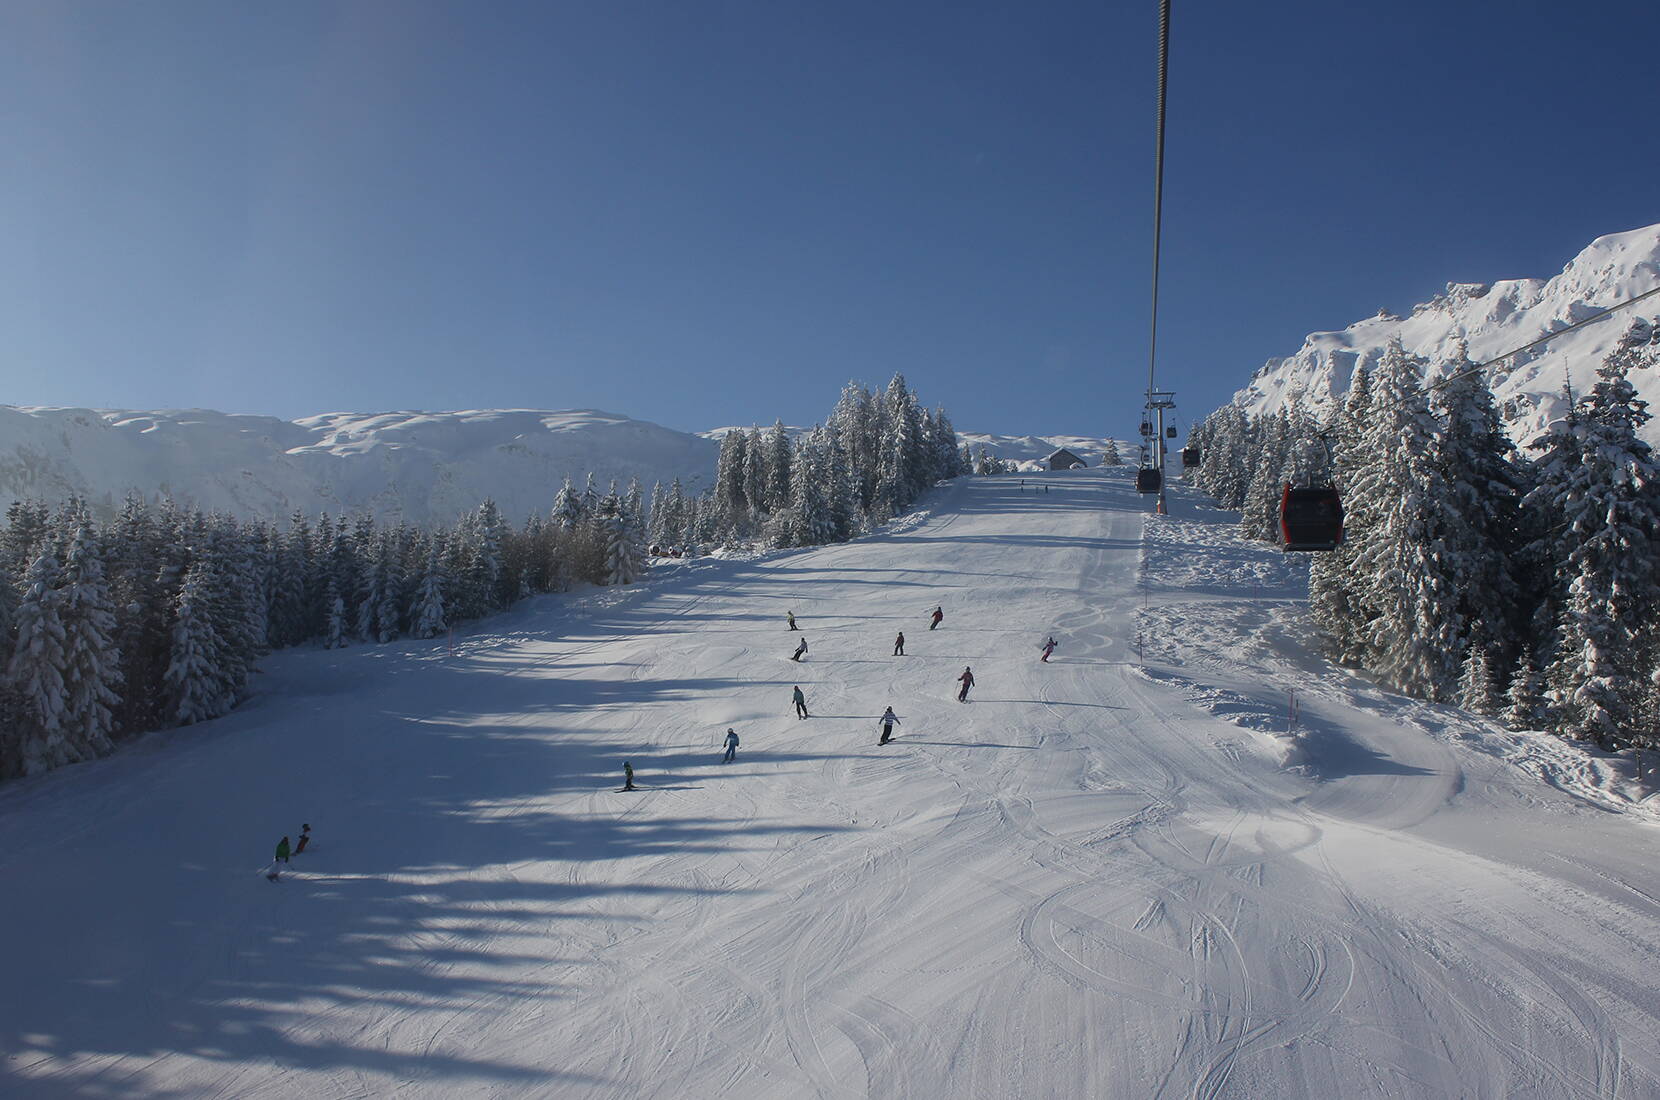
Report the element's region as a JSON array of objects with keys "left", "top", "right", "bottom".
[{"left": 957, "top": 666, "right": 975, "bottom": 702}]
